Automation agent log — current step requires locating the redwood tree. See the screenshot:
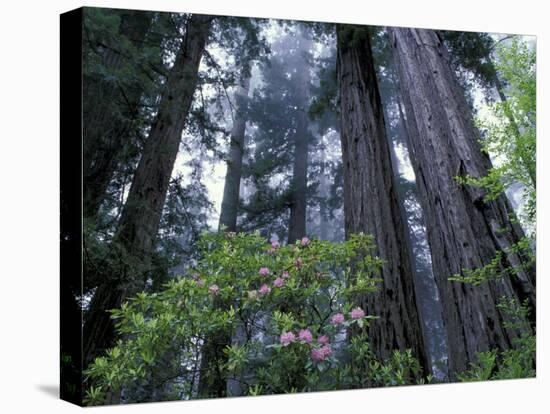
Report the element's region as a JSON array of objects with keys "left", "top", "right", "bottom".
[
  {"left": 83, "top": 14, "right": 213, "bottom": 366},
  {"left": 336, "top": 25, "right": 429, "bottom": 374},
  {"left": 389, "top": 27, "right": 535, "bottom": 376}
]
